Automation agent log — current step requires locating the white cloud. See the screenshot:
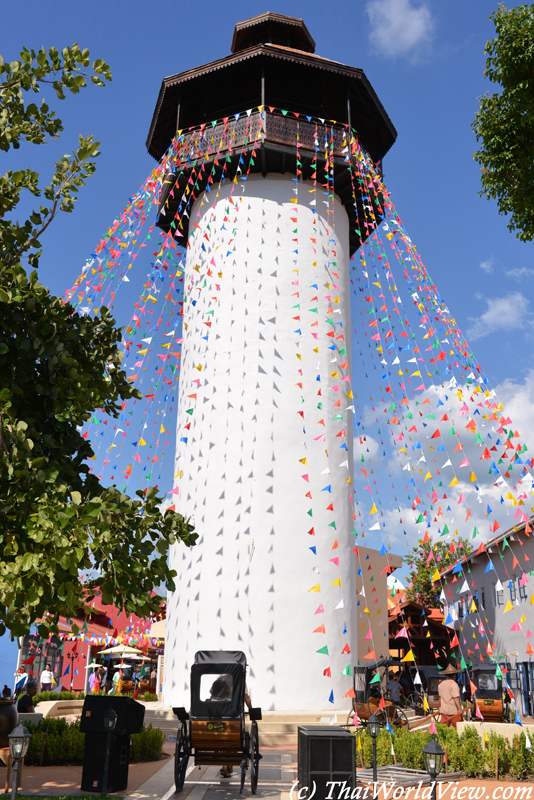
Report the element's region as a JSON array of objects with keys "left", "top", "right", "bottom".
[
  {"left": 496, "top": 369, "right": 534, "bottom": 452},
  {"left": 505, "top": 266, "right": 533, "bottom": 280},
  {"left": 353, "top": 434, "right": 380, "bottom": 476},
  {"left": 466, "top": 291, "right": 532, "bottom": 340},
  {"left": 480, "top": 257, "right": 495, "bottom": 274},
  {"left": 366, "top": 0, "right": 435, "bottom": 60}
]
